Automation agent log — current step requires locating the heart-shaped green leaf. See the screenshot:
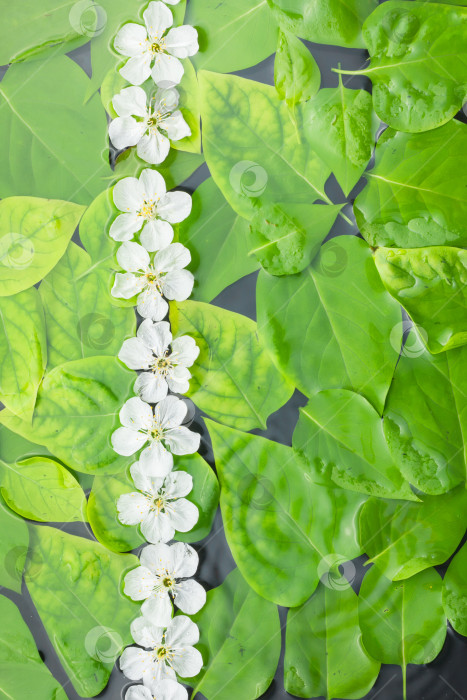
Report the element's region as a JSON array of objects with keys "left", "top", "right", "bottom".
[{"left": 443, "top": 541, "right": 467, "bottom": 636}]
